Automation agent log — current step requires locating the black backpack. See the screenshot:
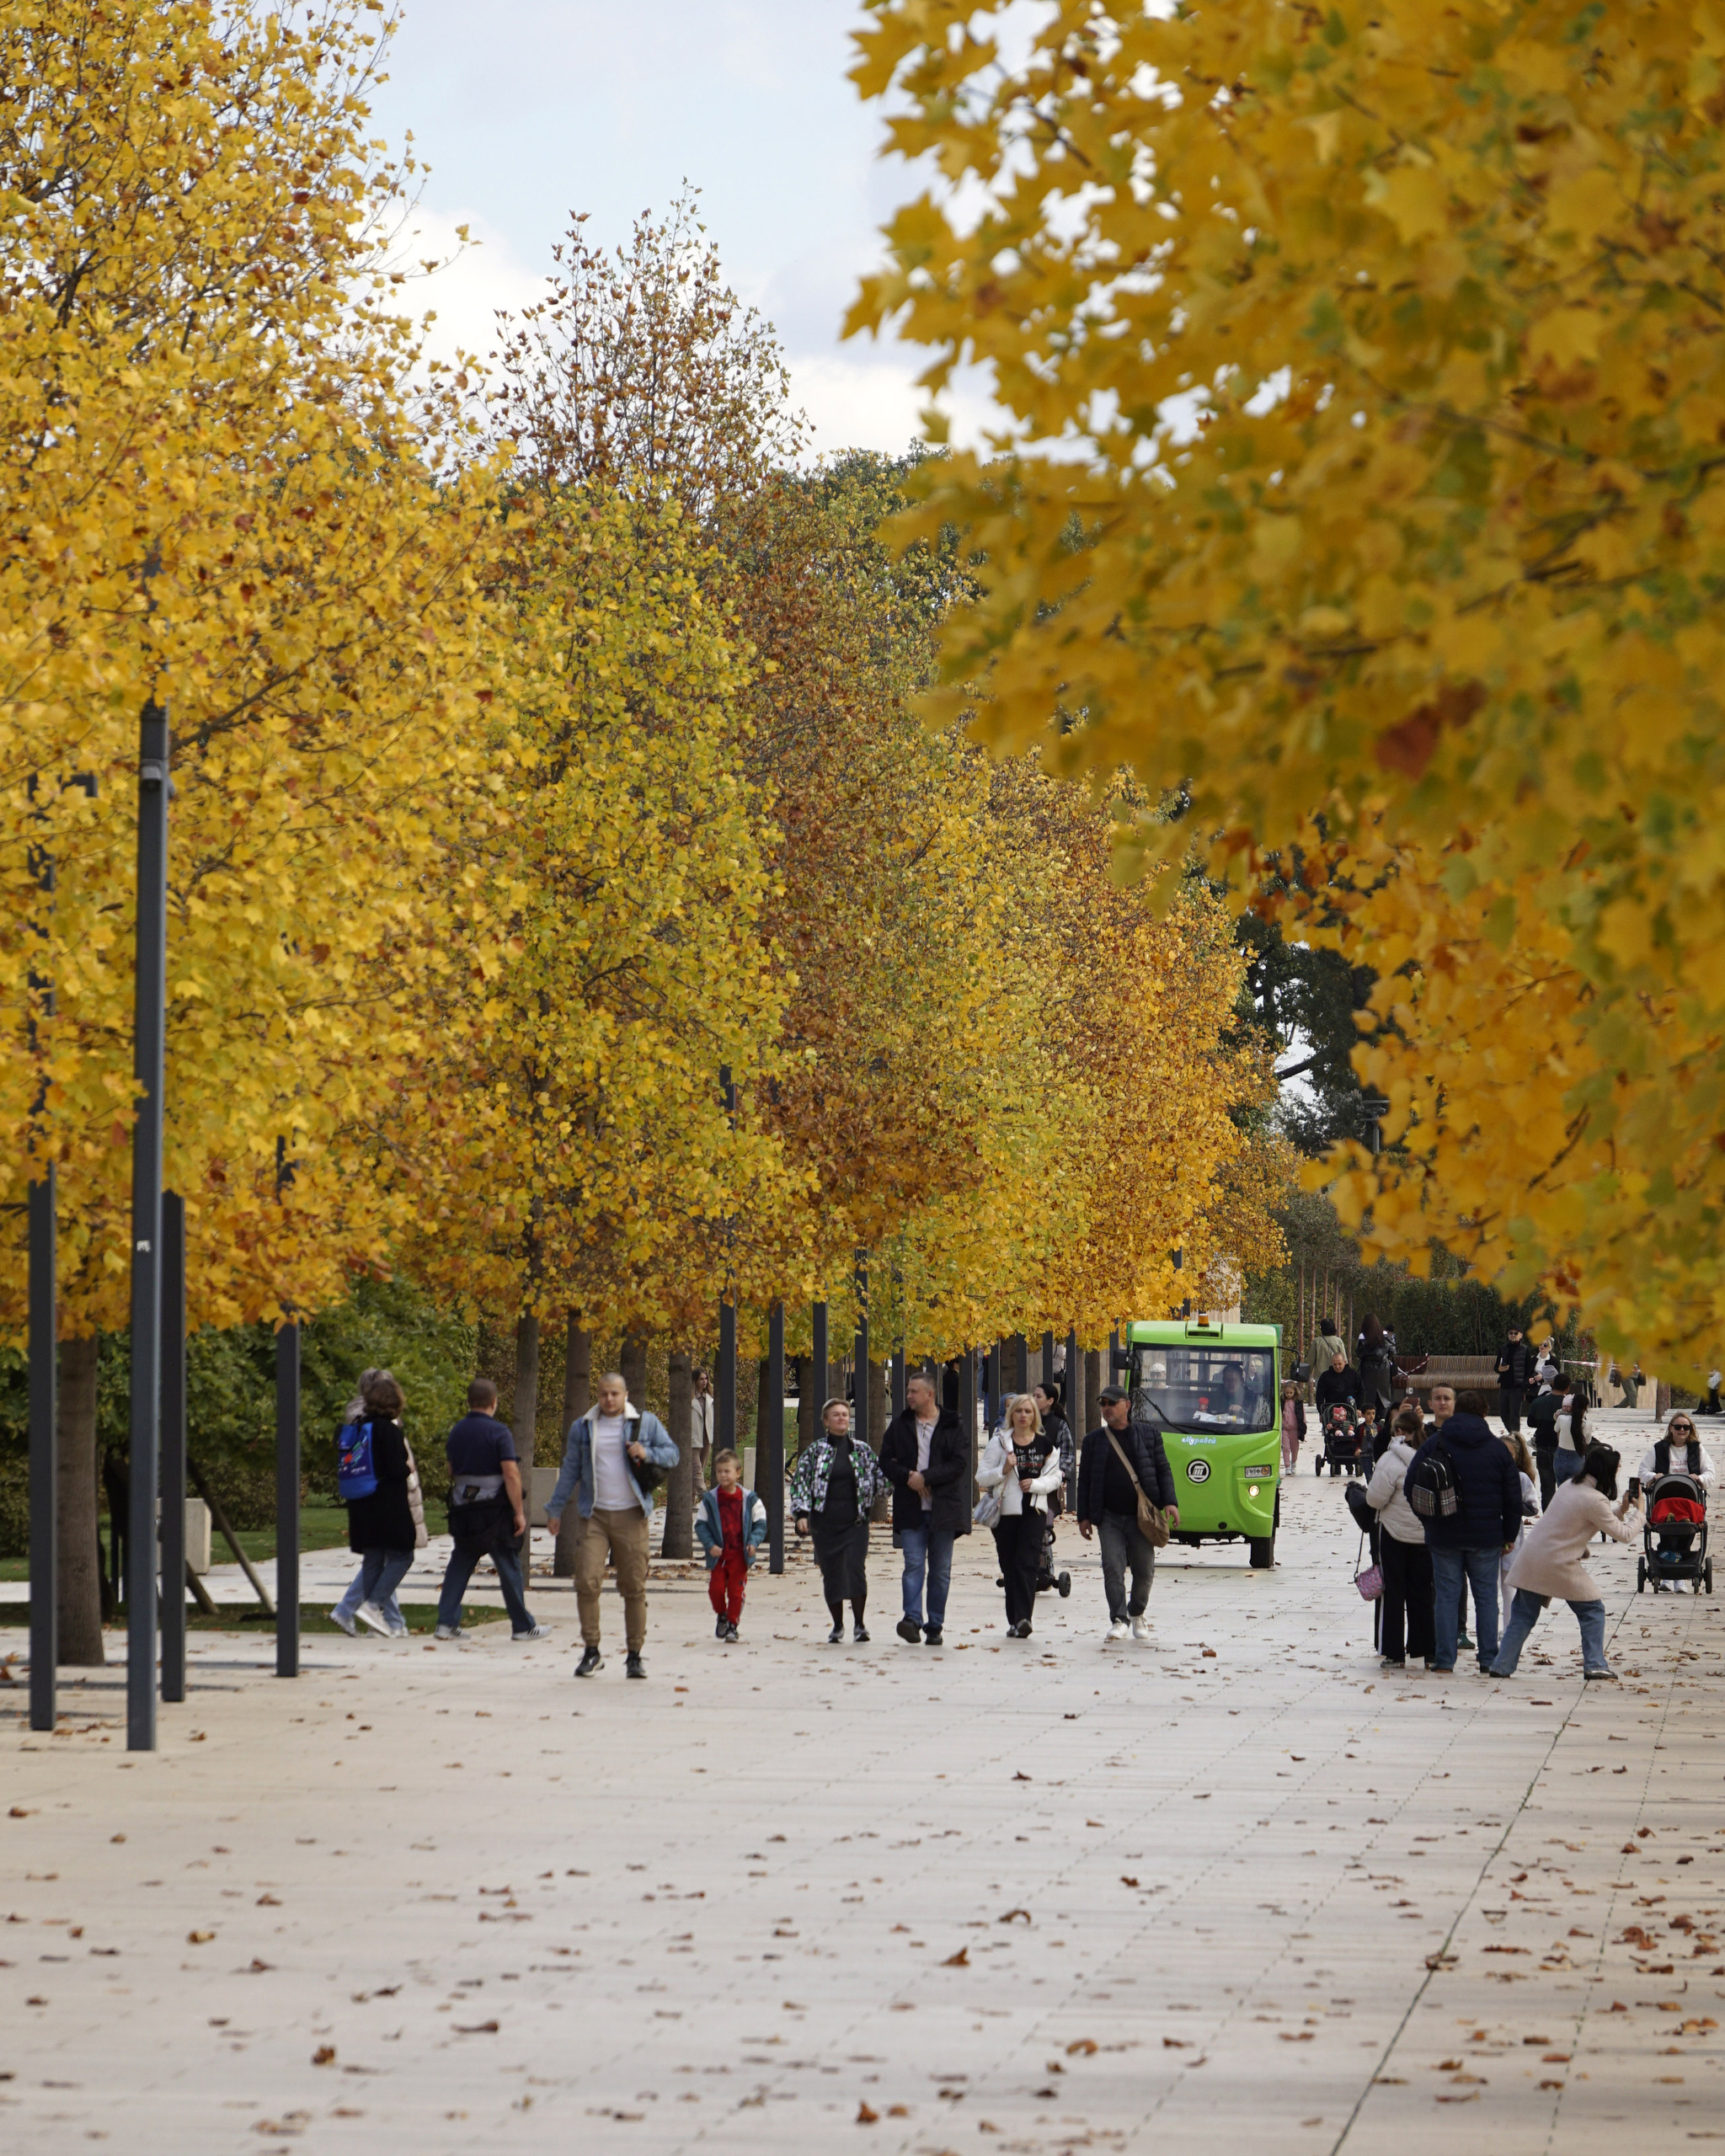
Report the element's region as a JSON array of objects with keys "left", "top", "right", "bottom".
[{"left": 1408, "top": 1442, "right": 1459, "bottom": 1520}]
